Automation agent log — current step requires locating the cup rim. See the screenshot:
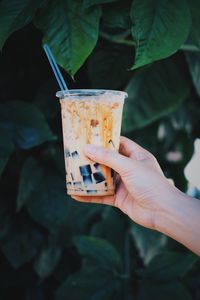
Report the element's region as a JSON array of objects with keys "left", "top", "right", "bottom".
[{"left": 56, "top": 89, "right": 128, "bottom": 99}]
